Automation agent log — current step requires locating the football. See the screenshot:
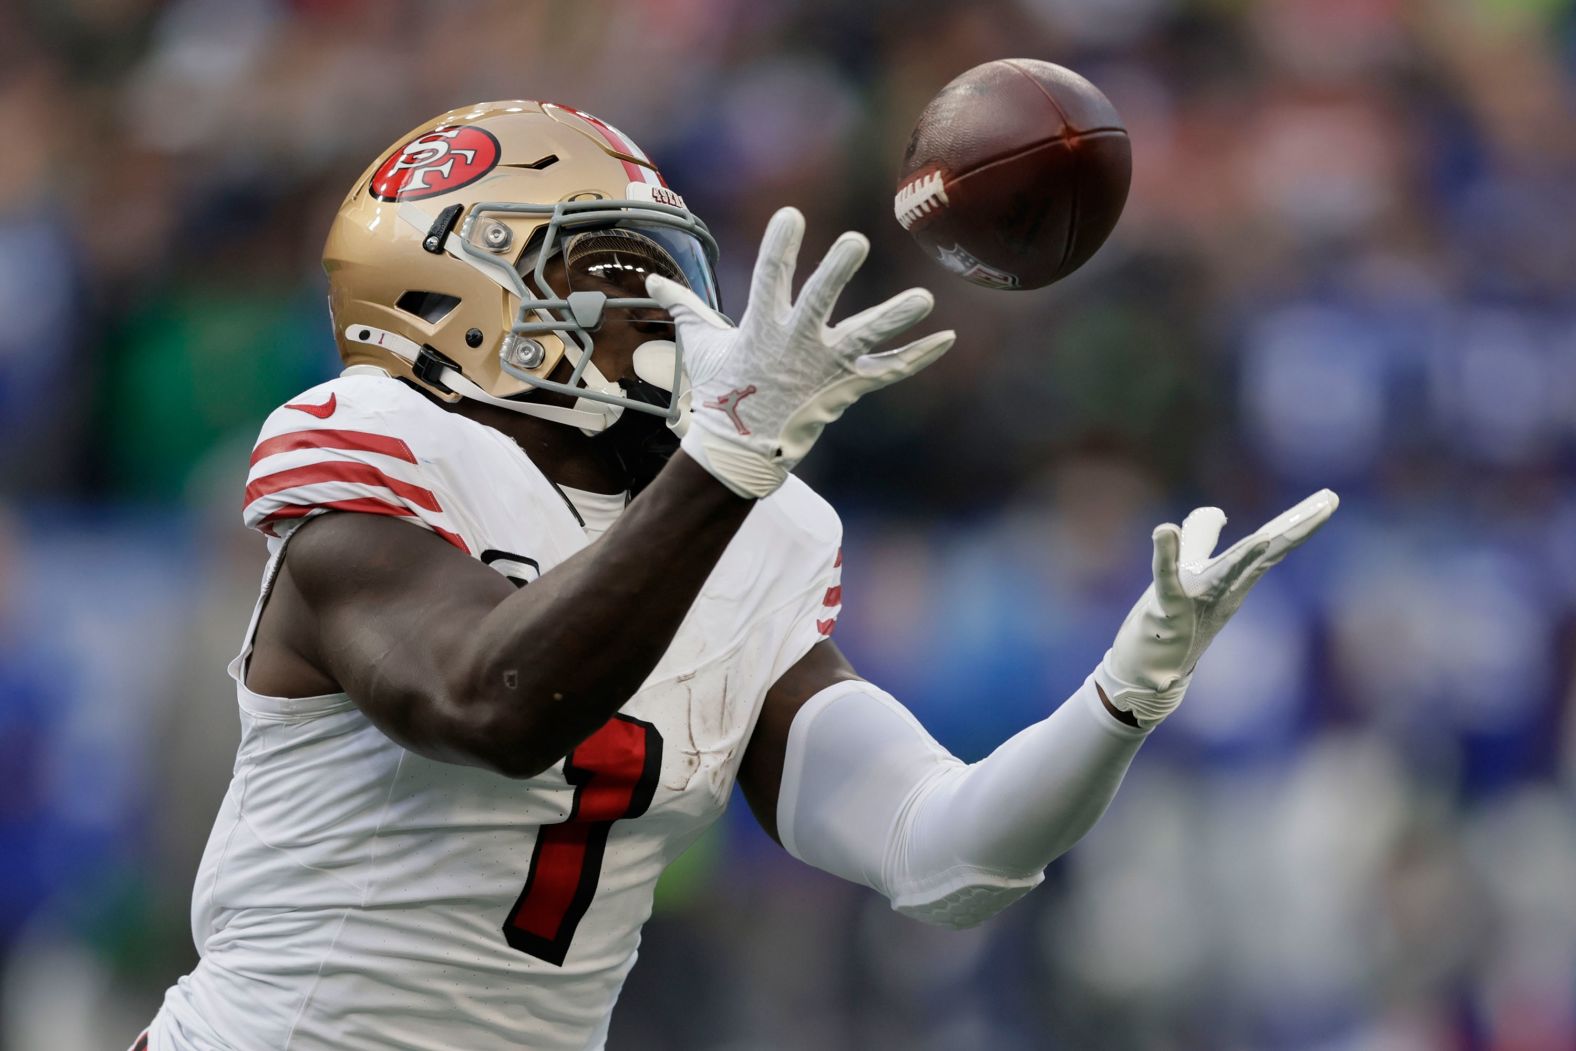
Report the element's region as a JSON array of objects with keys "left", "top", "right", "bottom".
[{"left": 894, "top": 59, "right": 1132, "bottom": 290}]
